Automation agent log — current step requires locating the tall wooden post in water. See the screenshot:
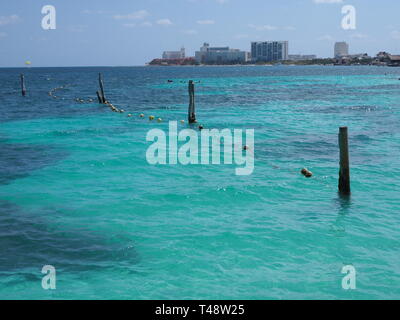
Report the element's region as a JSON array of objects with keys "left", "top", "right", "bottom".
[
  {"left": 96, "top": 91, "right": 102, "bottom": 104},
  {"left": 98, "top": 73, "right": 106, "bottom": 103},
  {"left": 188, "top": 80, "right": 196, "bottom": 123},
  {"left": 338, "top": 126, "right": 351, "bottom": 195},
  {"left": 20, "top": 74, "right": 26, "bottom": 97}
]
